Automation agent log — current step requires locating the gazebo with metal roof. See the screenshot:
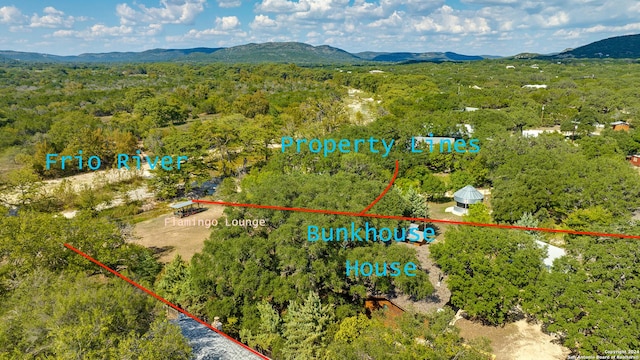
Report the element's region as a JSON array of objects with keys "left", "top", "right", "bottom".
[
  {"left": 452, "top": 185, "right": 484, "bottom": 215},
  {"left": 170, "top": 200, "right": 205, "bottom": 218}
]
